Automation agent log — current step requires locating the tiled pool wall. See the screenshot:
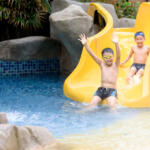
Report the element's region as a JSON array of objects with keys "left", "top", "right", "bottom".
[{"left": 0, "top": 59, "right": 60, "bottom": 75}]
